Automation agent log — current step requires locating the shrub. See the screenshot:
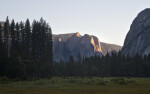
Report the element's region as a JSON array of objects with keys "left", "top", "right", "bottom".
[
  {"left": 118, "top": 79, "right": 127, "bottom": 85},
  {"left": 88, "top": 76, "right": 93, "bottom": 79},
  {"left": 13, "top": 78, "right": 22, "bottom": 82},
  {"left": 82, "top": 80, "right": 89, "bottom": 85},
  {"left": 0, "top": 77, "right": 2, "bottom": 82},
  {"left": 68, "top": 79, "right": 76, "bottom": 84},
  {"left": 2, "top": 76, "right": 9, "bottom": 82},
  {"left": 62, "top": 76, "right": 66, "bottom": 79},
  {"left": 126, "top": 79, "right": 136, "bottom": 84},
  {"left": 97, "top": 80, "right": 107, "bottom": 85},
  {"left": 50, "top": 79, "right": 57, "bottom": 84},
  {"left": 111, "top": 77, "right": 127, "bottom": 85},
  {"left": 1, "top": 76, "right": 9, "bottom": 84}
]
